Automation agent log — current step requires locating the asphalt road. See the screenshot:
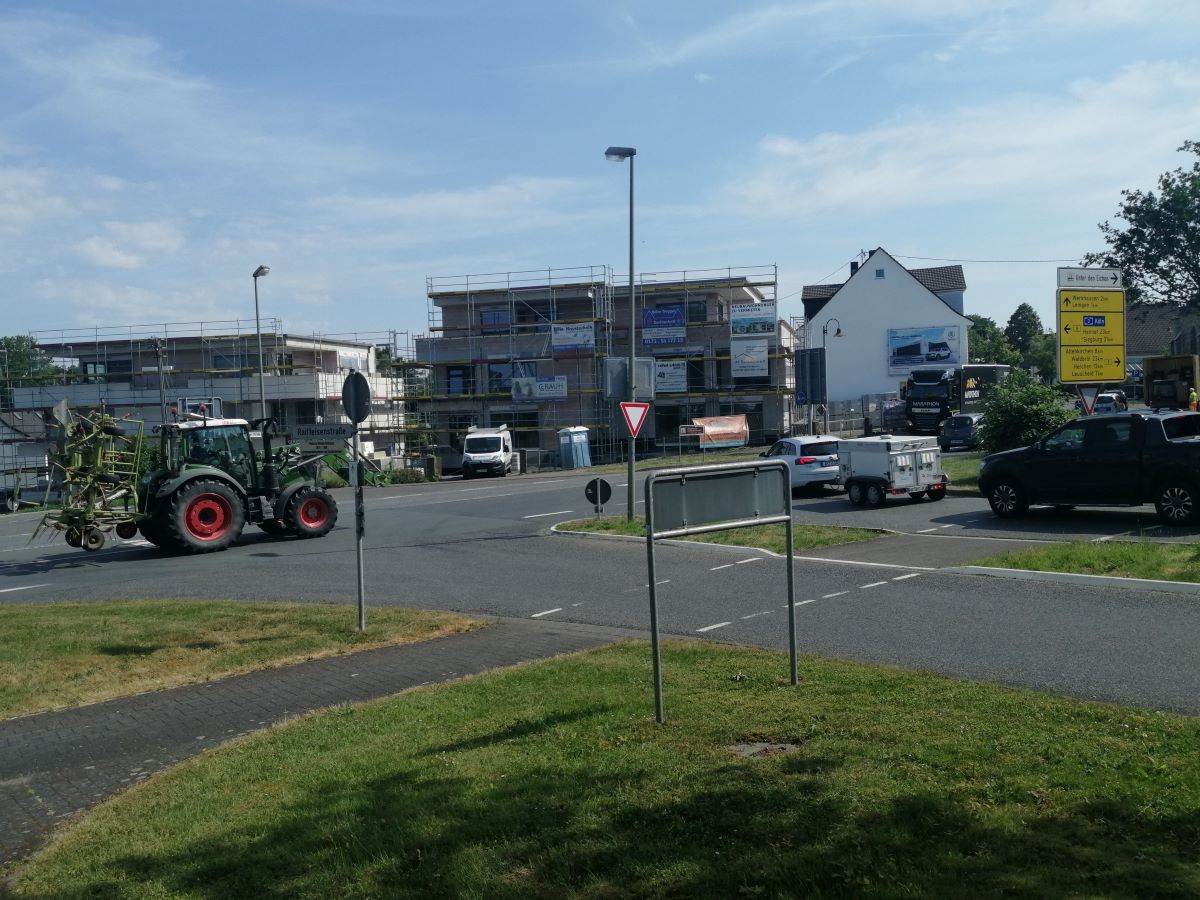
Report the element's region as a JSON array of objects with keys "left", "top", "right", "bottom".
[{"left": 2, "top": 469, "right": 1199, "bottom": 715}]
